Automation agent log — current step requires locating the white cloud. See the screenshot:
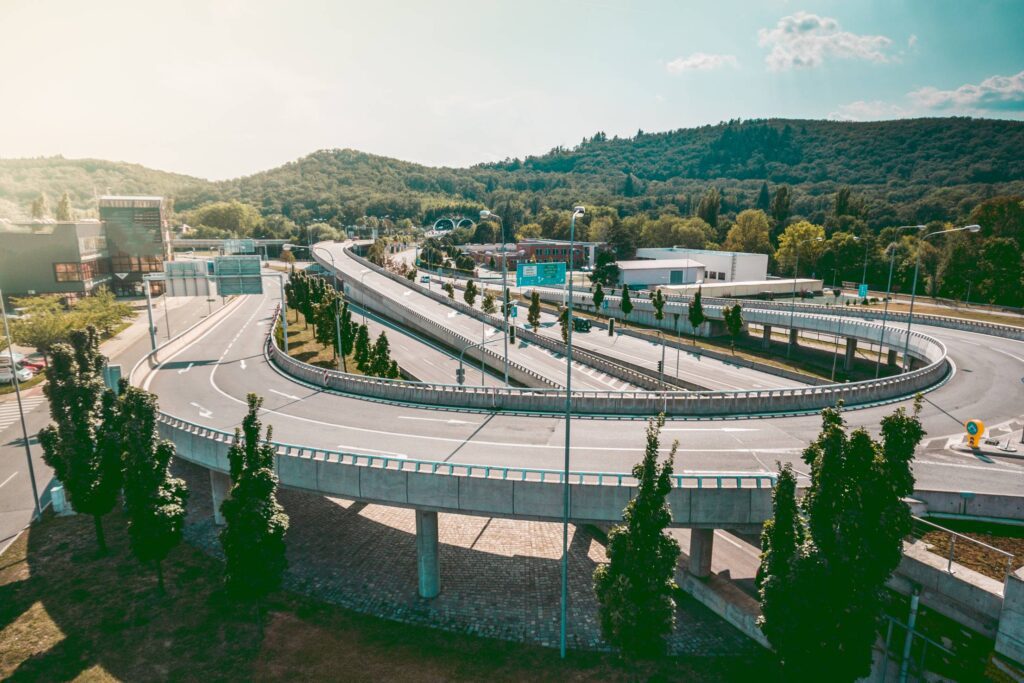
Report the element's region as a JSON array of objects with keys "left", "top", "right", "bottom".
[
  {"left": 665, "top": 52, "right": 738, "bottom": 73},
  {"left": 758, "top": 12, "right": 893, "bottom": 70},
  {"left": 909, "top": 70, "right": 1024, "bottom": 111},
  {"left": 828, "top": 100, "right": 910, "bottom": 121},
  {"left": 907, "top": 34, "right": 918, "bottom": 48}
]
